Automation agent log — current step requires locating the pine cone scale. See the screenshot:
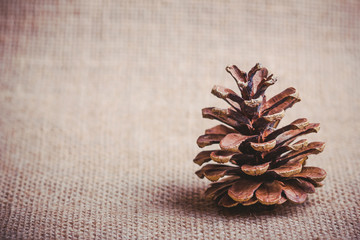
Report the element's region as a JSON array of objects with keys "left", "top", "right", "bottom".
[
  {"left": 255, "top": 181, "right": 283, "bottom": 205},
  {"left": 292, "top": 167, "right": 327, "bottom": 182},
  {"left": 240, "top": 162, "right": 270, "bottom": 176},
  {"left": 282, "top": 181, "right": 308, "bottom": 204},
  {"left": 228, "top": 179, "right": 263, "bottom": 202},
  {"left": 269, "top": 159, "right": 304, "bottom": 177},
  {"left": 219, "top": 133, "right": 256, "bottom": 152}
]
